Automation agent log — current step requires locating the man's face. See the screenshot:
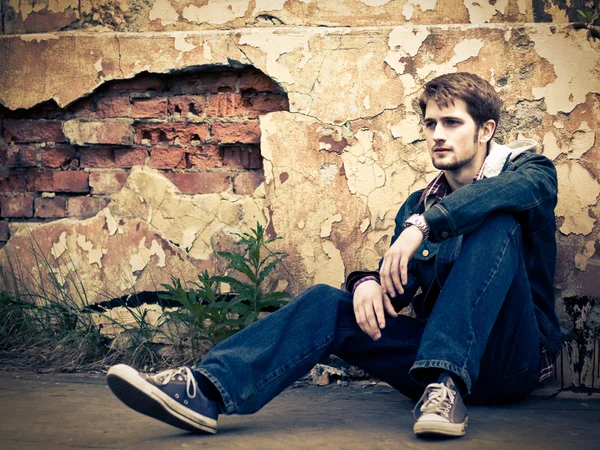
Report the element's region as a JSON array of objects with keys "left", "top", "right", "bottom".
[{"left": 423, "top": 99, "right": 482, "bottom": 172}]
